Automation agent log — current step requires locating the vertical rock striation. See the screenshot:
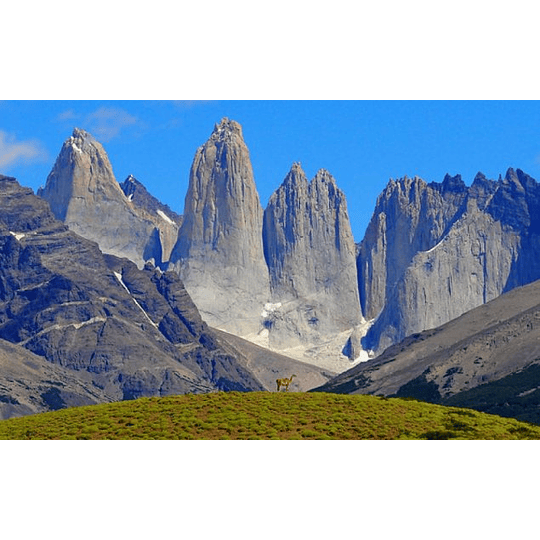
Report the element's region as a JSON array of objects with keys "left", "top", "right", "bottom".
[
  {"left": 359, "top": 169, "right": 540, "bottom": 354},
  {"left": 262, "top": 163, "right": 364, "bottom": 364},
  {"left": 169, "top": 118, "right": 270, "bottom": 336}
]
